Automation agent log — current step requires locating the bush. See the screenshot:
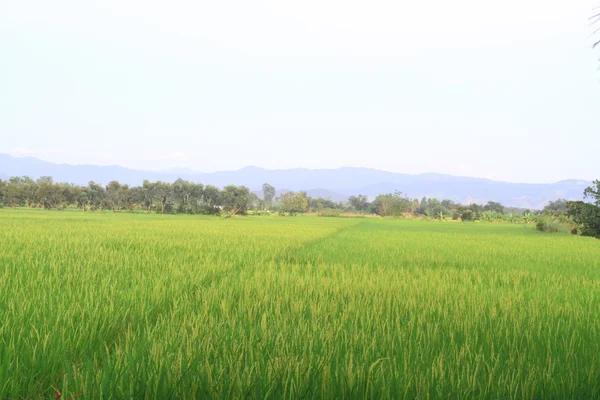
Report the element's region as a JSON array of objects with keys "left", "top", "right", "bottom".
[
  {"left": 536, "top": 218, "right": 570, "bottom": 234},
  {"left": 536, "top": 220, "right": 560, "bottom": 233},
  {"left": 461, "top": 210, "right": 474, "bottom": 221}
]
